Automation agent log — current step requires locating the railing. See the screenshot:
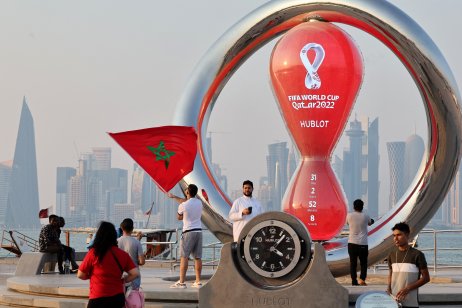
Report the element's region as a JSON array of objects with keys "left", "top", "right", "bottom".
[
  {"left": 417, "top": 229, "right": 462, "bottom": 273},
  {"left": 373, "top": 229, "right": 462, "bottom": 273},
  {"left": 202, "top": 241, "right": 223, "bottom": 270},
  {"left": 165, "top": 231, "right": 223, "bottom": 271},
  {"left": 0, "top": 230, "right": 39, "bottom": 256},
  {"left": 140, "top": 229, "right": 179, "bottom": 270}
]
